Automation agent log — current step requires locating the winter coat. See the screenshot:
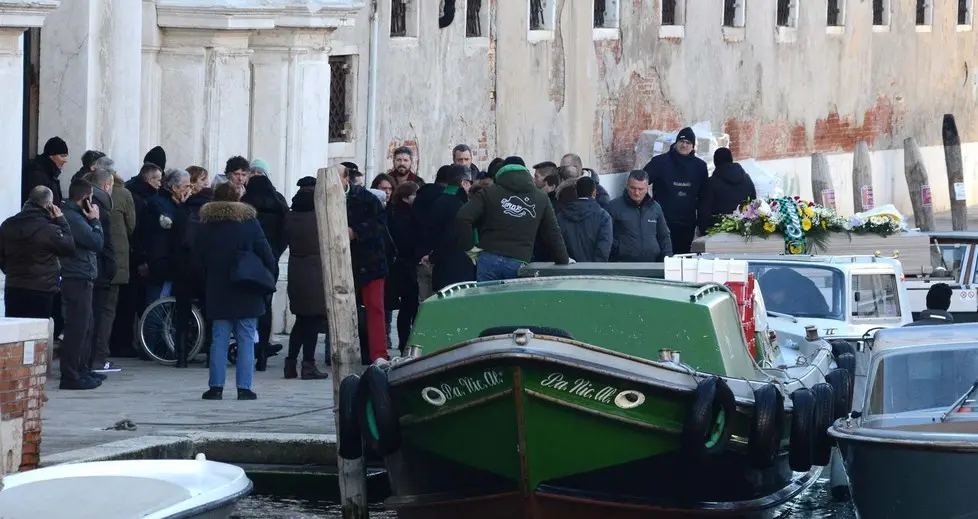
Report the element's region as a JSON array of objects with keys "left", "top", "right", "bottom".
[
  {"left": 388, "top": 201, "right": 416, "bottom": 268},
  {"left": 171, "top": 189, "right": 213, "bottom": 288},
  {"left": 456, "top": 164, "right": 569, "bottom": 264},
  {"left": 285, "top": 188, "right": 327, "bottom": 317},
  {"left": 347, "top": 184, "right": 389, "bottom": 286},
  {"left": 392, "top": 171, "right": 424, "bottom": 187},
  {"left": 606, "top": 194, "right": 673, "bottom": 262},
  {"left": 411, "top": 182, "right": 444, "bottom": 262},
  {"left": 429, "top": 186, "right": 476, "bottom": 291},
  {"left": 0, "top": 203, "right": 75, "bottom": 292},
  {"left": 61, "top": 200, "right": 104, "bottom": 281},
  {"left": 194, "top": 201, "right": 277, "bottom": 321},
  {"left": 241, "top": 175, "right": 289, "bottom": 260},
  {"left": 91, "top": 186, "right": 117, "bottom": 285},
  {"left": 643, "top": 145, "right": 709, "bottom": 229},
  {"left": 125, "top": 177, "right": 158, "bottom": 269},
  {"left": 22, "top": 155, "right": 64, "bottom": 208},
  {"left": 904, "top": 309, "right": 955, "bottom": 327},
  {"left": 557, "top": 198, "right": 613, "bottom": 262},
  {"left": 698, "top": 162, "right": 757, "bottom": 234},
  {"left": 109, "top": 178, "right": 136, "bottom": 284},
  {"left": 142, "top": 189, "right": 181, "bottom": 284}
]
